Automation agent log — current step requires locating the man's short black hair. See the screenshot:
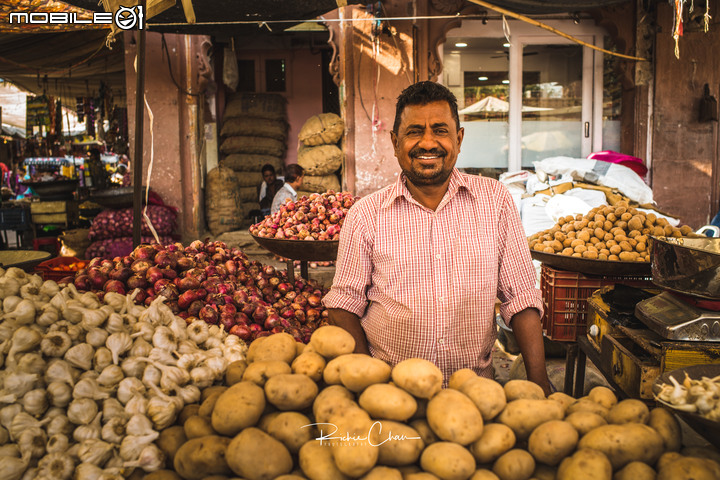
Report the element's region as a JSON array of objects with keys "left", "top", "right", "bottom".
[
  {"left": 261, "top": 164, "right": 276, "bottom": 175},
  {"left": 285, "top": 164, "right": 305, "bottom": 183},
  {"left": 392, "top": 81, "right": 460, "bottom": 133}
]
